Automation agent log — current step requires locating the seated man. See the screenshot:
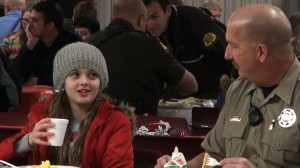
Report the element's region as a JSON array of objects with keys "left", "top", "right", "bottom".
[
  {"left": 155, "top": 4, "right": 300, "bottom": 168},
  {"left": 86, "top": 0, "right": 197, "bottom": 115},
  {"left": 13, "top": 1, "right": 81, "bottom": 86}
]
